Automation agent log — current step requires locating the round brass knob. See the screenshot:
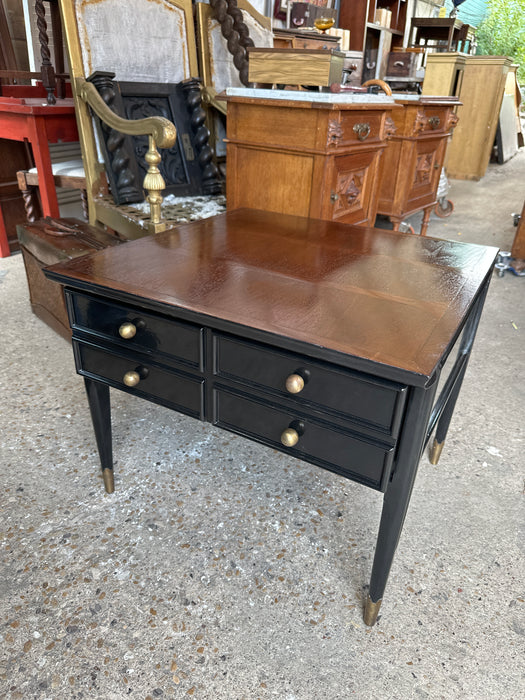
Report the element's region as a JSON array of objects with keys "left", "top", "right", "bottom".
[
  {"left": 119, "top": 322, "right": 137, "bottom": 339},
  {"left": 123, "top": 370, "right": 140, "bottom": 387},
  {"left": 281, "top": 428, "right": 299, "bottom": 447},
  {"left": 285, "top": 373, "right": 305, "bottom": 394}
]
